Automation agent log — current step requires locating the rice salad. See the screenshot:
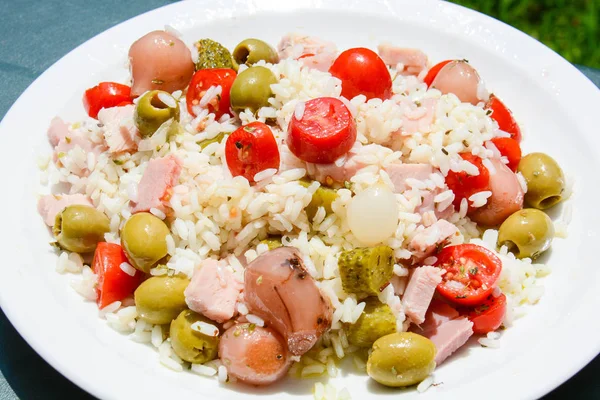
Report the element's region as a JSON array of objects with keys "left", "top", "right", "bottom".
[{"left": 37, "top": 30, "right": 571, "bottom": 397}]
